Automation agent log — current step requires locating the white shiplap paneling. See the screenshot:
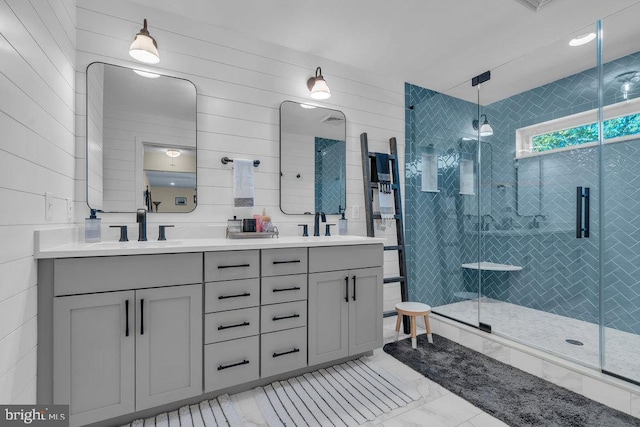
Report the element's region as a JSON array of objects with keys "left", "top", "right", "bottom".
[{"left": 0, "top": 0, "right": 76, "bottom": 403}]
